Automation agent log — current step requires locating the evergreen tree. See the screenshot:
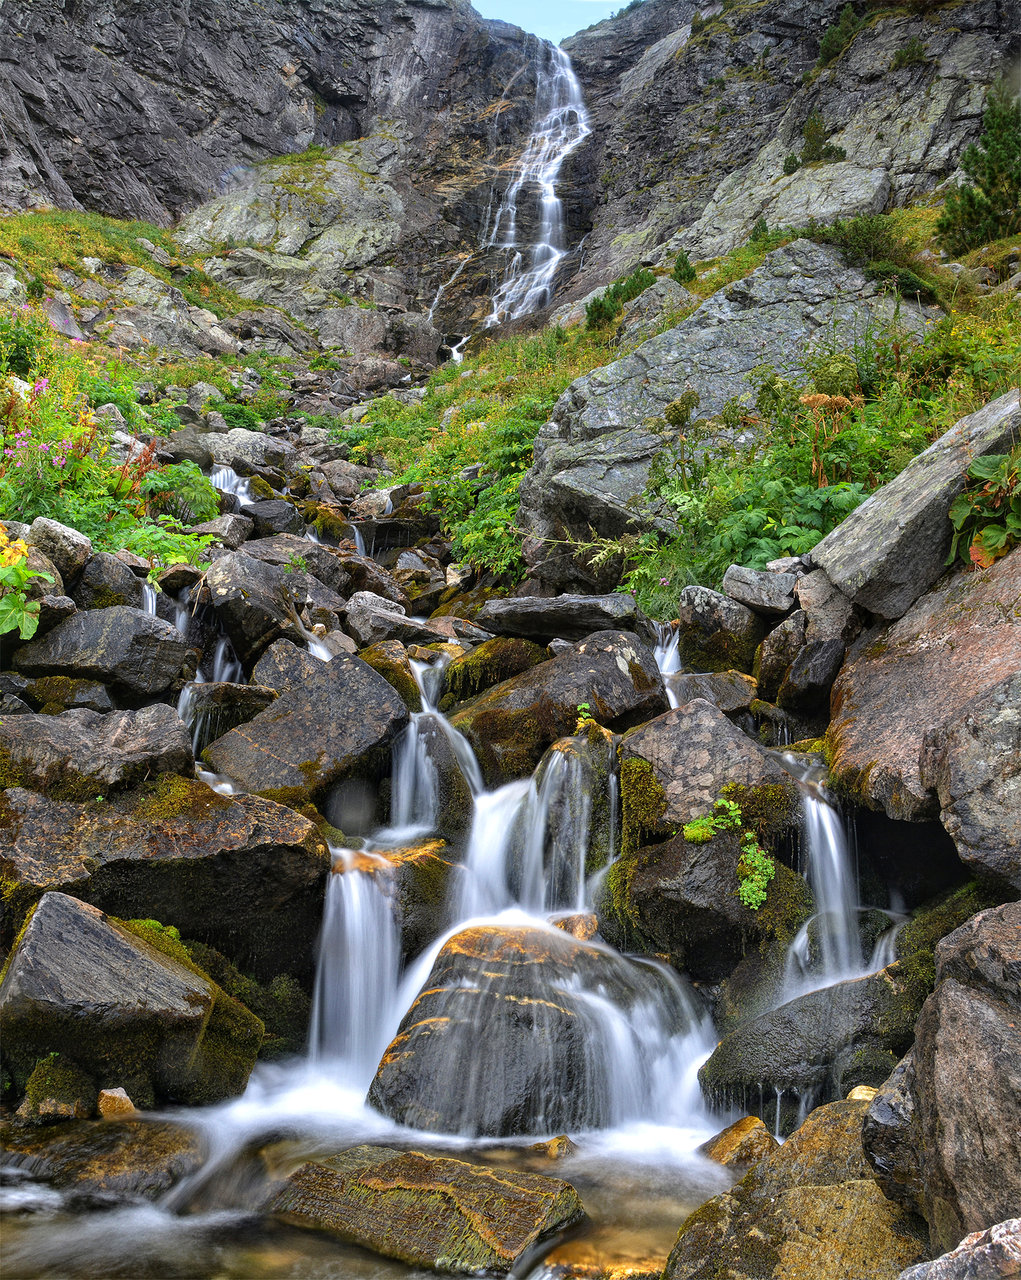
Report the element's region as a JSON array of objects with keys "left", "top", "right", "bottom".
[{"left": 937, "top": 79, "right": 1021, "bottom": 254}]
